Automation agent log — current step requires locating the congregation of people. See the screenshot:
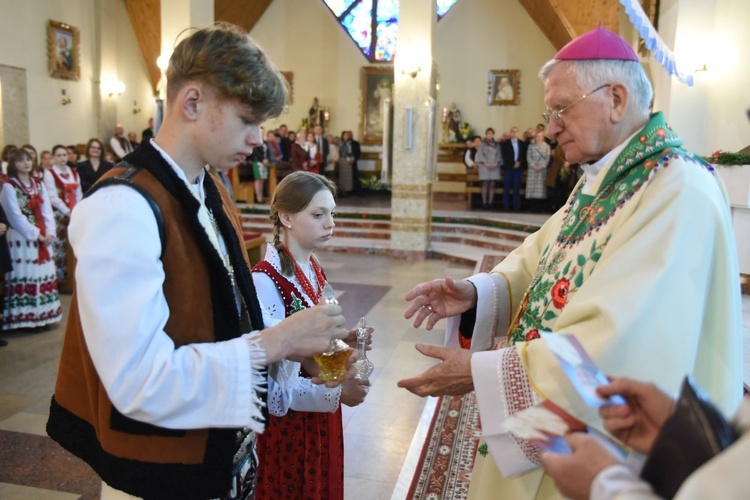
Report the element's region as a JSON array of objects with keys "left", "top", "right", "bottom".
[
  {"left": 0, "top": 117, "right": 157, "bottom": 346},
  {"left": 463, "top": 122, "right": 578, "bottom": 213},
  {"left": 240, "top": 122, "right": 362, "bottom": 204}
]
